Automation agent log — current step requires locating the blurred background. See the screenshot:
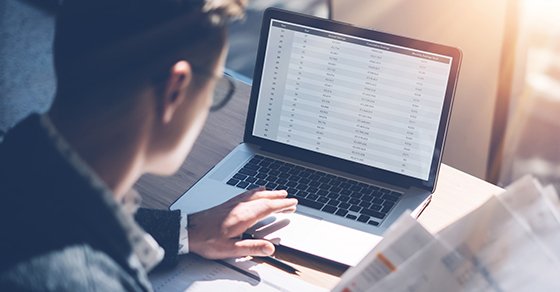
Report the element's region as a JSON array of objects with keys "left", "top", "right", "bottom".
[{"left": 1, "top": 0, "right": 559, "bottom": 190}]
